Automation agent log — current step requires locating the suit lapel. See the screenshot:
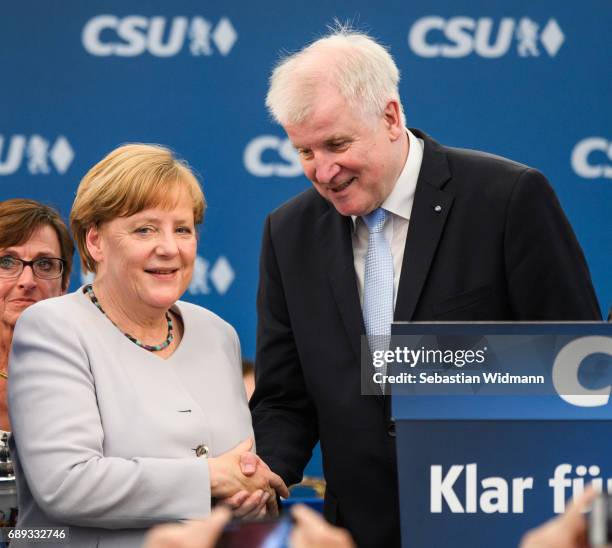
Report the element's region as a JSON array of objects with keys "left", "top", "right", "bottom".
[
  {"left": 315, "top": 204, "right": 390, "bottom": 398},
  {"left": 316, "top": 207, "right": 365, "bottom": 363},
  {"left": 395, "top": 130, "right": 454, "bottom": 321}
]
